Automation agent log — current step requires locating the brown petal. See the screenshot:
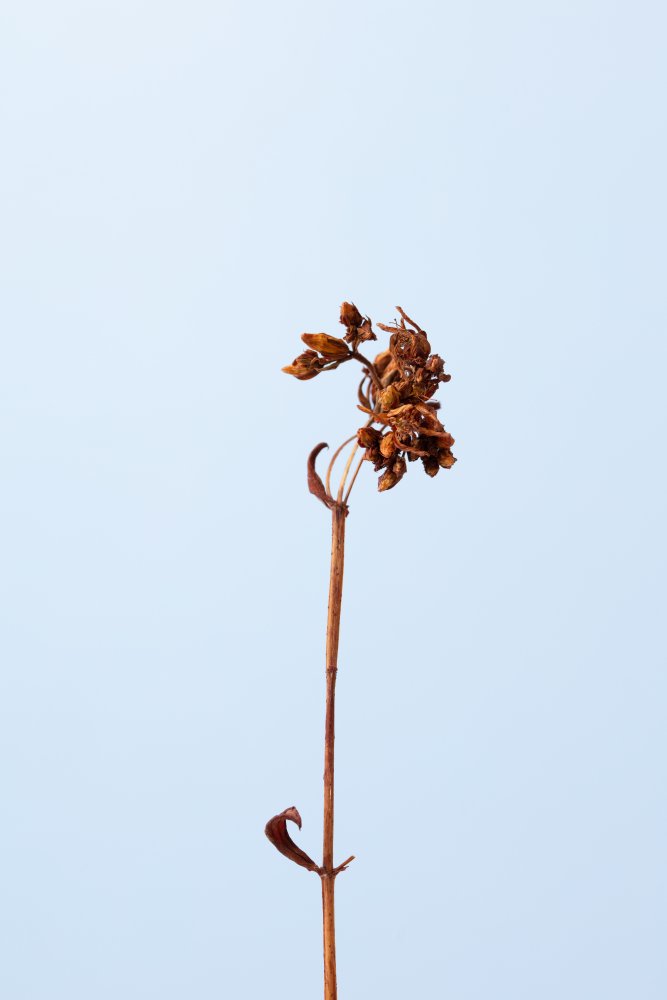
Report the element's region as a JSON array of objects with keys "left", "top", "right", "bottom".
[
  {"left": 307, "top": 443, "right": 336, "bottom": 510},
  {"left": 265, "top": 807, "right": 320, "bottom": 873},
  {"left": 301, "top": 333, "right": 351, "bottom": 359},
  {"left": 356, "top": 318, "right": 376, "bottom": 342}
]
